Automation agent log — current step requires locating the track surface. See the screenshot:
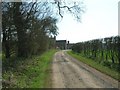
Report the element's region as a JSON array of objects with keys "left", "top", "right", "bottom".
[{"left": 52, "top": 50, "right": 119, "bottom": 88}]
